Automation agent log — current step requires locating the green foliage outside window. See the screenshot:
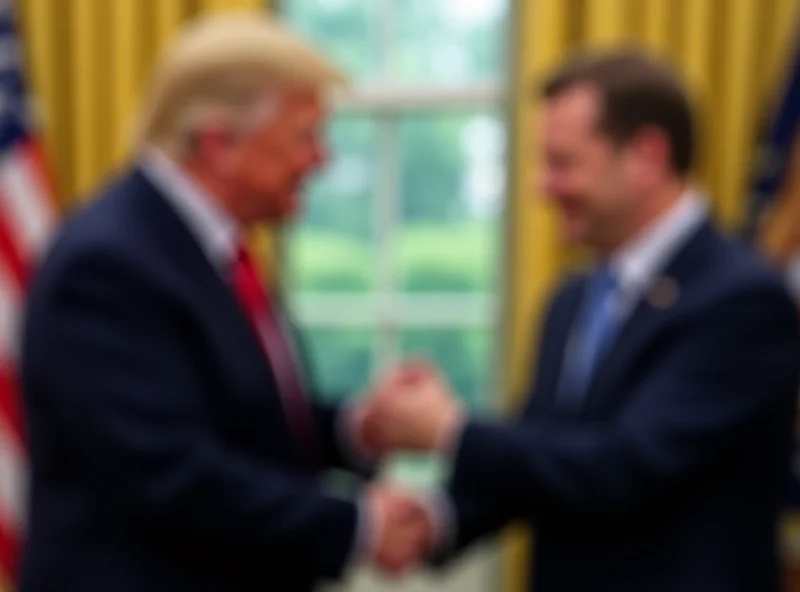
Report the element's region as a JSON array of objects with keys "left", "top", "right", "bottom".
[{"left": 281, "top": 0, "right": 508, "bottom": 423}]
